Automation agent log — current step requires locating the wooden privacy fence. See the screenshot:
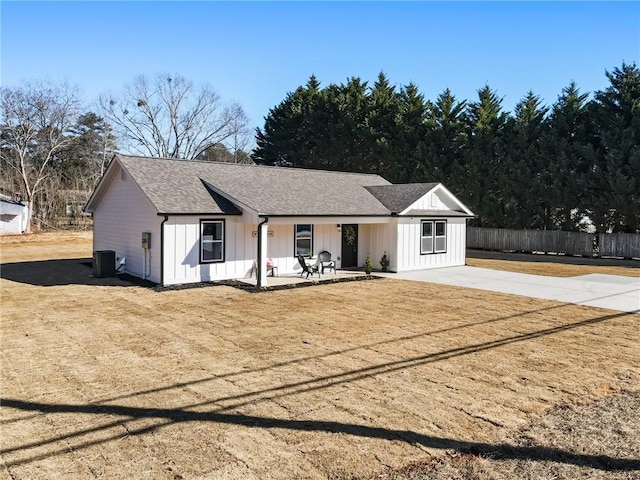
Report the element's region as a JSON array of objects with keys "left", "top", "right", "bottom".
[
  {"left": 467, "top": 227, "right": 640, "bottom": 259},
  {"left": 598, "top": 232, "right": 640, "bottom": 259}
]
